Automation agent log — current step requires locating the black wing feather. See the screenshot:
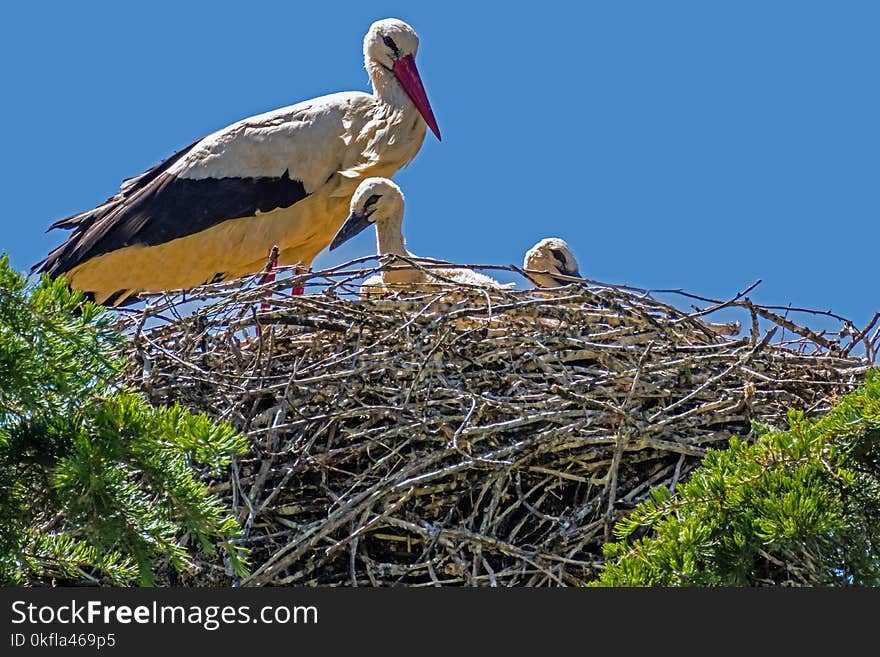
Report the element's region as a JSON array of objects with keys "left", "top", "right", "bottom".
[{"left": 34, "top": 139, "right": 309, "bottom": 277}]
